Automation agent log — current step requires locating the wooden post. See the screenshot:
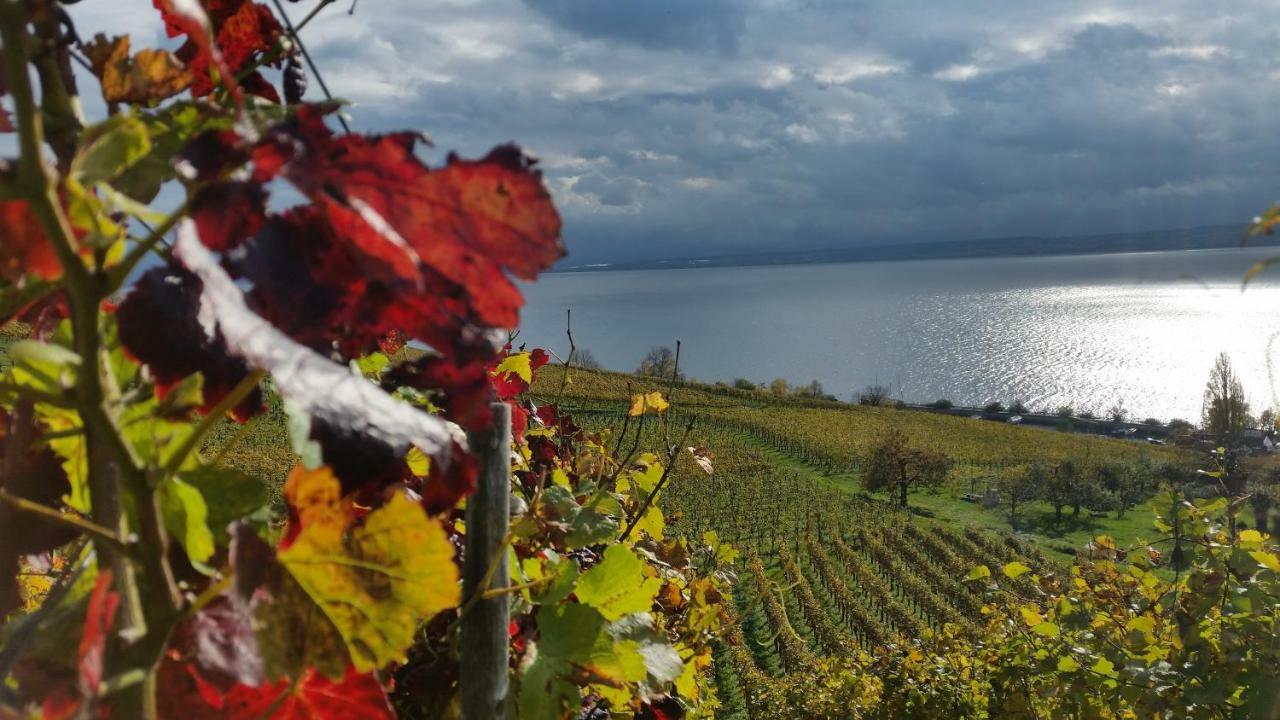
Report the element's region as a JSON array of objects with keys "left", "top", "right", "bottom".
[{"left": 461, "top": 402, "right": 512, "bottom": 720}]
